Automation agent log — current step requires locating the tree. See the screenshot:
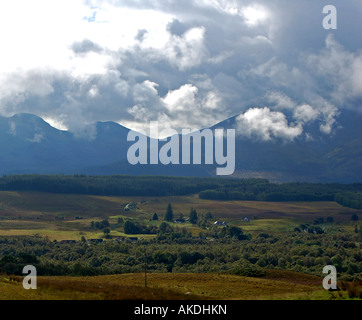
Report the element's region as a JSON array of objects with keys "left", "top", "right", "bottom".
[
  {"left": 164, "top": 204, "right": 174, "bottom": 222},
  {"left": 159, "top": 222, "right": 174, "bottom": 234},
  {"left": 94, "top": 219, "right": 109, "bottom": 229},
  {"left": 205, "top": 212, "right": 213, "bottom": 220},
  {"left": 102, "top": 219, "right": 110, "bottom": 227},
  {"left": 189, "top": 208, "right": 198, "bottom": 224},
  {"left": 351, "top": 214, "right": 359, "bottom": 221},
  {"left": 227, "top": 226, "right": 246, "bottom": 240},
  {"left": 314, "top": 217, "right": 324, "bottom": 225},
  {"left": 152, "top": 213, "right": 158, "bottom": 221},
  {"left": 124, "top": 221, "right": 139, "bottom": 234},
  {"left": 103, "top": 228, "right": 111, "bottom": 238}
]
